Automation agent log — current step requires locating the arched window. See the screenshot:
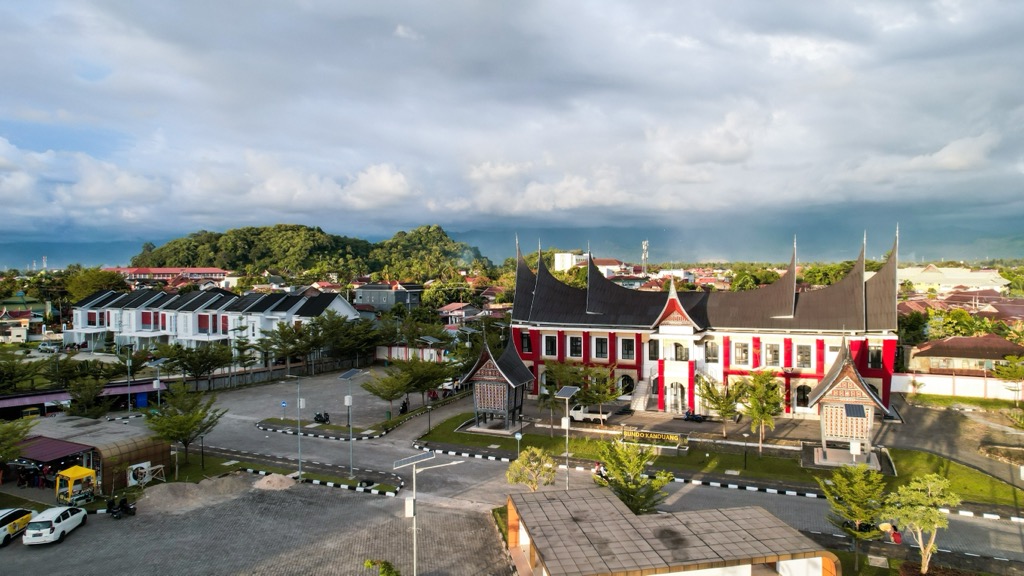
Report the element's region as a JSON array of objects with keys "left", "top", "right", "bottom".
[
  {"left": 796, "top": 385, "right": 811, "bottom": 407},
  {"left": 619, "top": 375, "right": 635, "bottom": 395}
]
